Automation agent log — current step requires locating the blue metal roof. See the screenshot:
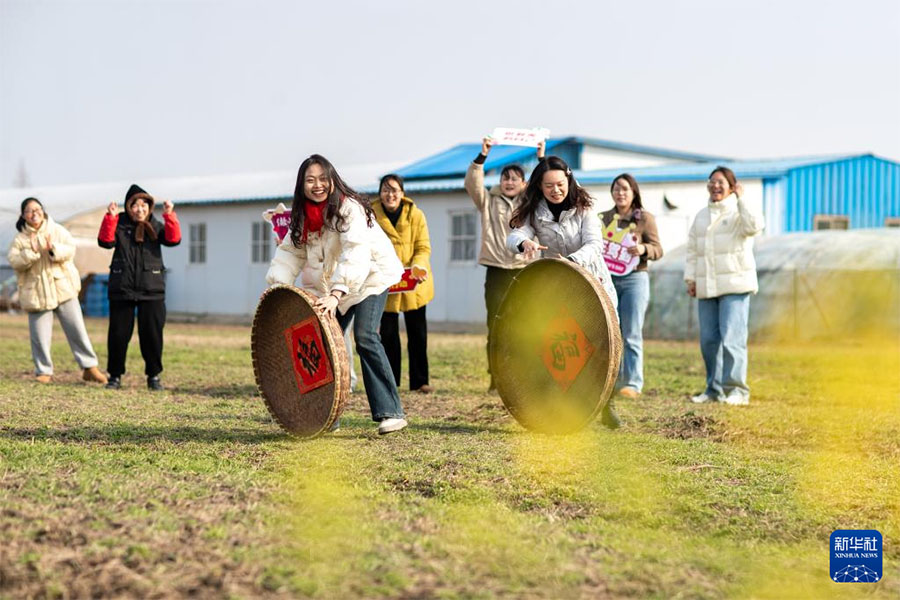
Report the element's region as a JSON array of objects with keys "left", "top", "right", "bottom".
[
  {"left": 376, "top": 154, "right": 900, "bottom": 194},
  {"left": 176, "top": 195, "right": 290, "bottom": 207},
  {"left": 393, "top": 136, "right": 727, "bottom": 181},
  {"left": 573, "top": 154, "right": 863, "bottom": 184},
  {"left": 569, "top": 136, "right": 727, "bottom": 163},
  {"left": 393, "top": 140, "right": 567, "bottom": 181},
  {"left": 174, "top": 155, "right": 900, "bottom": 234},
  {"left": 388, "top": 154, "right": 877, "bottom": 194}
]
